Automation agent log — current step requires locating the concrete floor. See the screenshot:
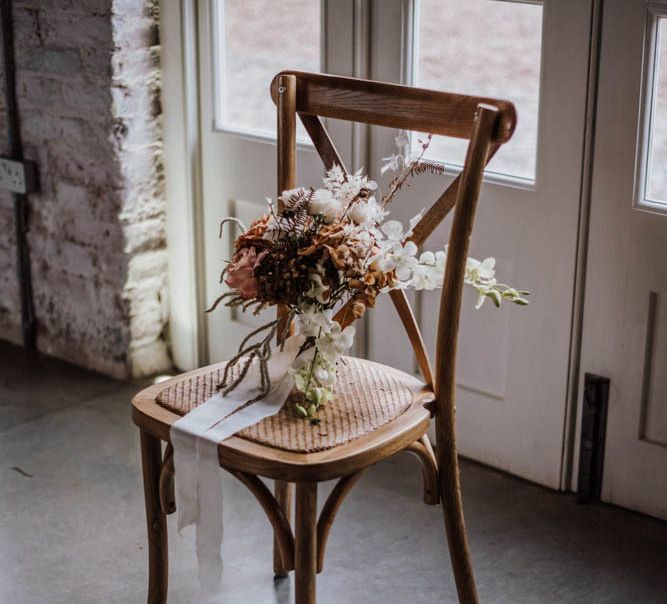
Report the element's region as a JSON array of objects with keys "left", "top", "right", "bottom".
[{"left": 1, "top": 341, "right": 666, "bottom": 604}]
